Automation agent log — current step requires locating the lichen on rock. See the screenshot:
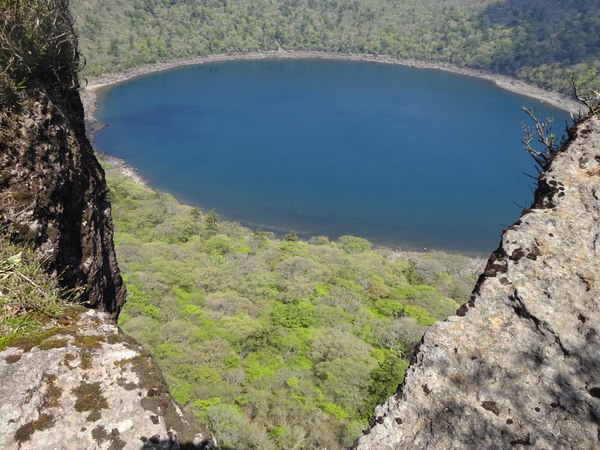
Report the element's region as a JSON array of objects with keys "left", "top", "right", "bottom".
[{"left": 0, "top": 308, "right": 214, "bottom": 449}]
